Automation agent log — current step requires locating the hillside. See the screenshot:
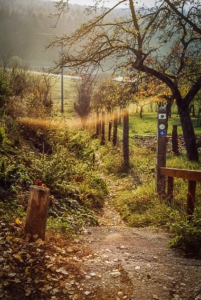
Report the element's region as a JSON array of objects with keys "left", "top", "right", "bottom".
[
  {"left": 1, "top": 156, "right": 201, "bottom": 300},
  {"left": 0, "top": 0, "right": 126, "bottom": 71}
]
